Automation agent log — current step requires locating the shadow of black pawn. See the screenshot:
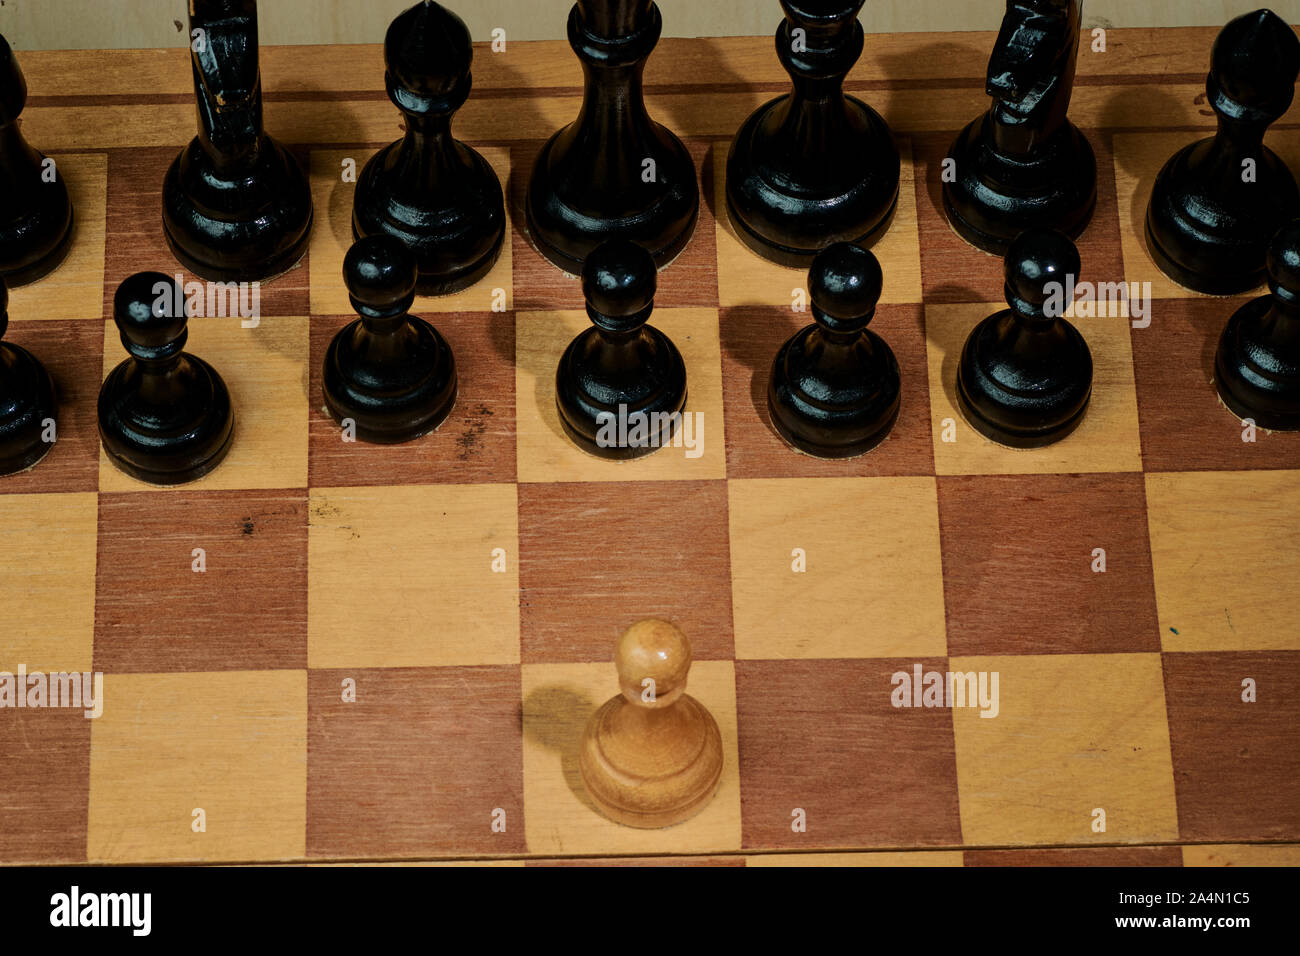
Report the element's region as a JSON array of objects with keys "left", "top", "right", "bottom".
[
  {"left": 322, "top": 234, "right": 457, "bottom": 443},
  {"left": 768, "top": 242, "right": 901, "bottom": 458}
]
